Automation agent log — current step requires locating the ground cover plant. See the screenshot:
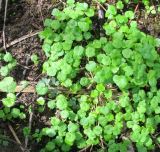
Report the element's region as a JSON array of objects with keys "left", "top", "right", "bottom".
[{"left": 0, "top": 0, "right": 160, "bottom": 151}]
